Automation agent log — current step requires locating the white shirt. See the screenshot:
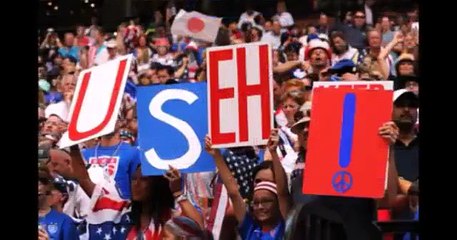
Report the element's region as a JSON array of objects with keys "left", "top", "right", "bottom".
[
  {"left": 331, "top": 46, "right": 359, "bottom": 66},
  {"left": 93, "top": 47, "right": 110, "bottom": 66},
  {"left": 261, "top": 32, "right": 281, "bottom": 50},
  {"left": 274, "top": 12, "right": 294, "bottom": 28},
  {"left": 63, "top": 181, "right": 91, "bottom": 223},
  {"left": 151, "top": 53, "right": 175, "bottom": 66},
  {"left": 237, "top": 11, "right": 260, "bottom": 29}
]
